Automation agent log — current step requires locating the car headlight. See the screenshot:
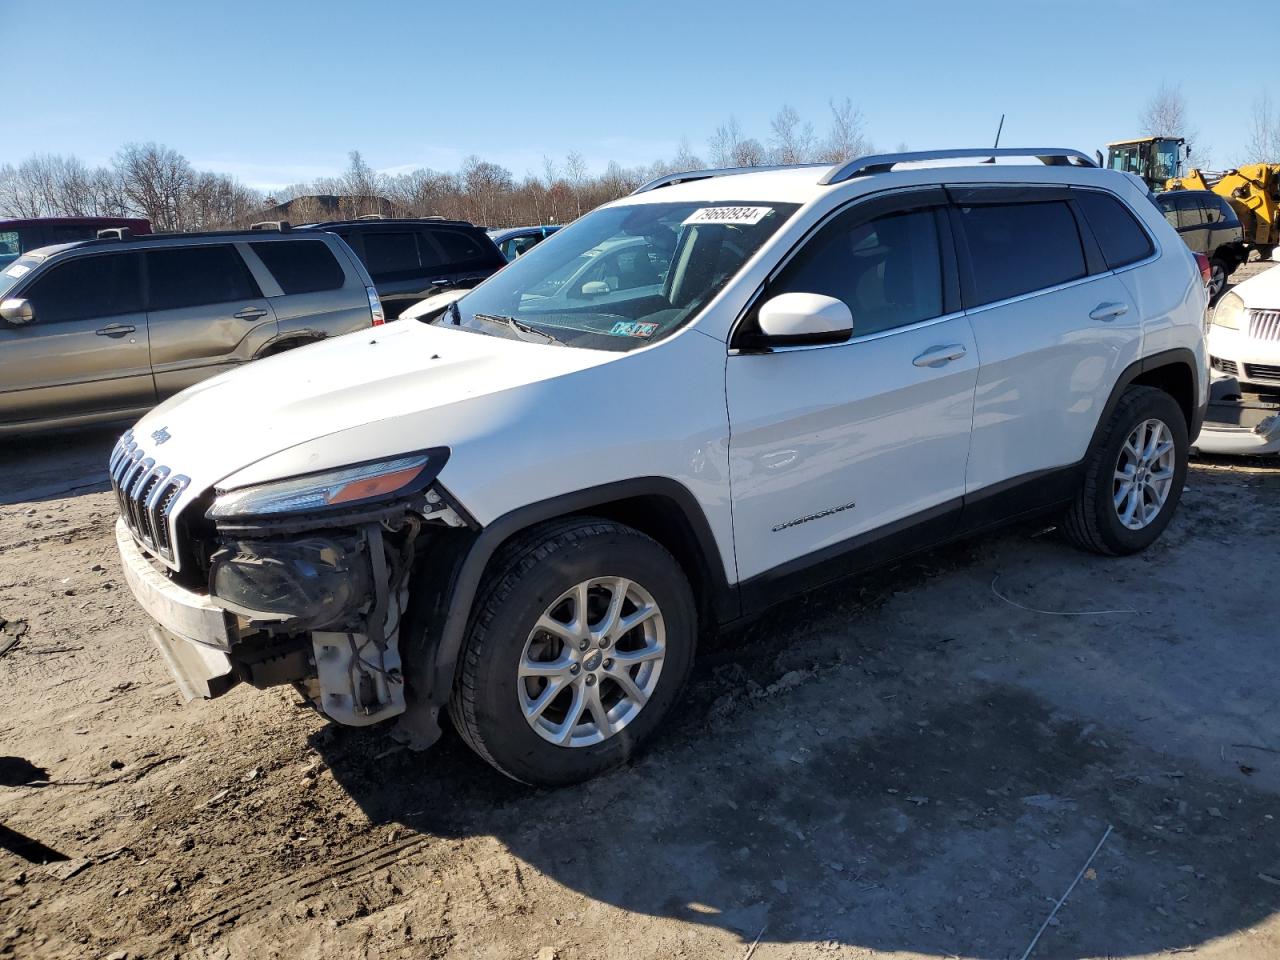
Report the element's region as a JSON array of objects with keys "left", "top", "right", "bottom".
[
  {"left": 208, "top": 451, "right": 447, "bottom": 519},
  {"left": 1212, "top": 292, "right": 1246, "bottom": 331}
]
